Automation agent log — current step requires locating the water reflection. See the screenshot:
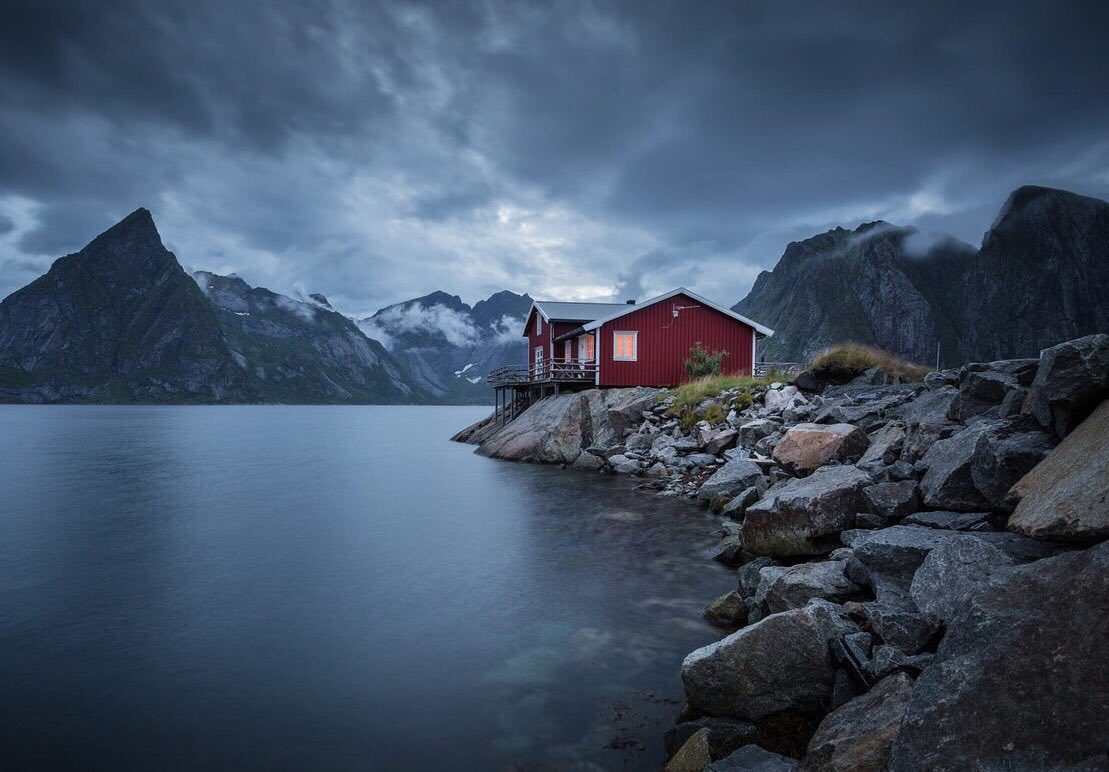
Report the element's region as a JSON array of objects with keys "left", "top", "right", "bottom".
[{"left": 0, "top": 406, "right": 730, "bottom": 770}]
